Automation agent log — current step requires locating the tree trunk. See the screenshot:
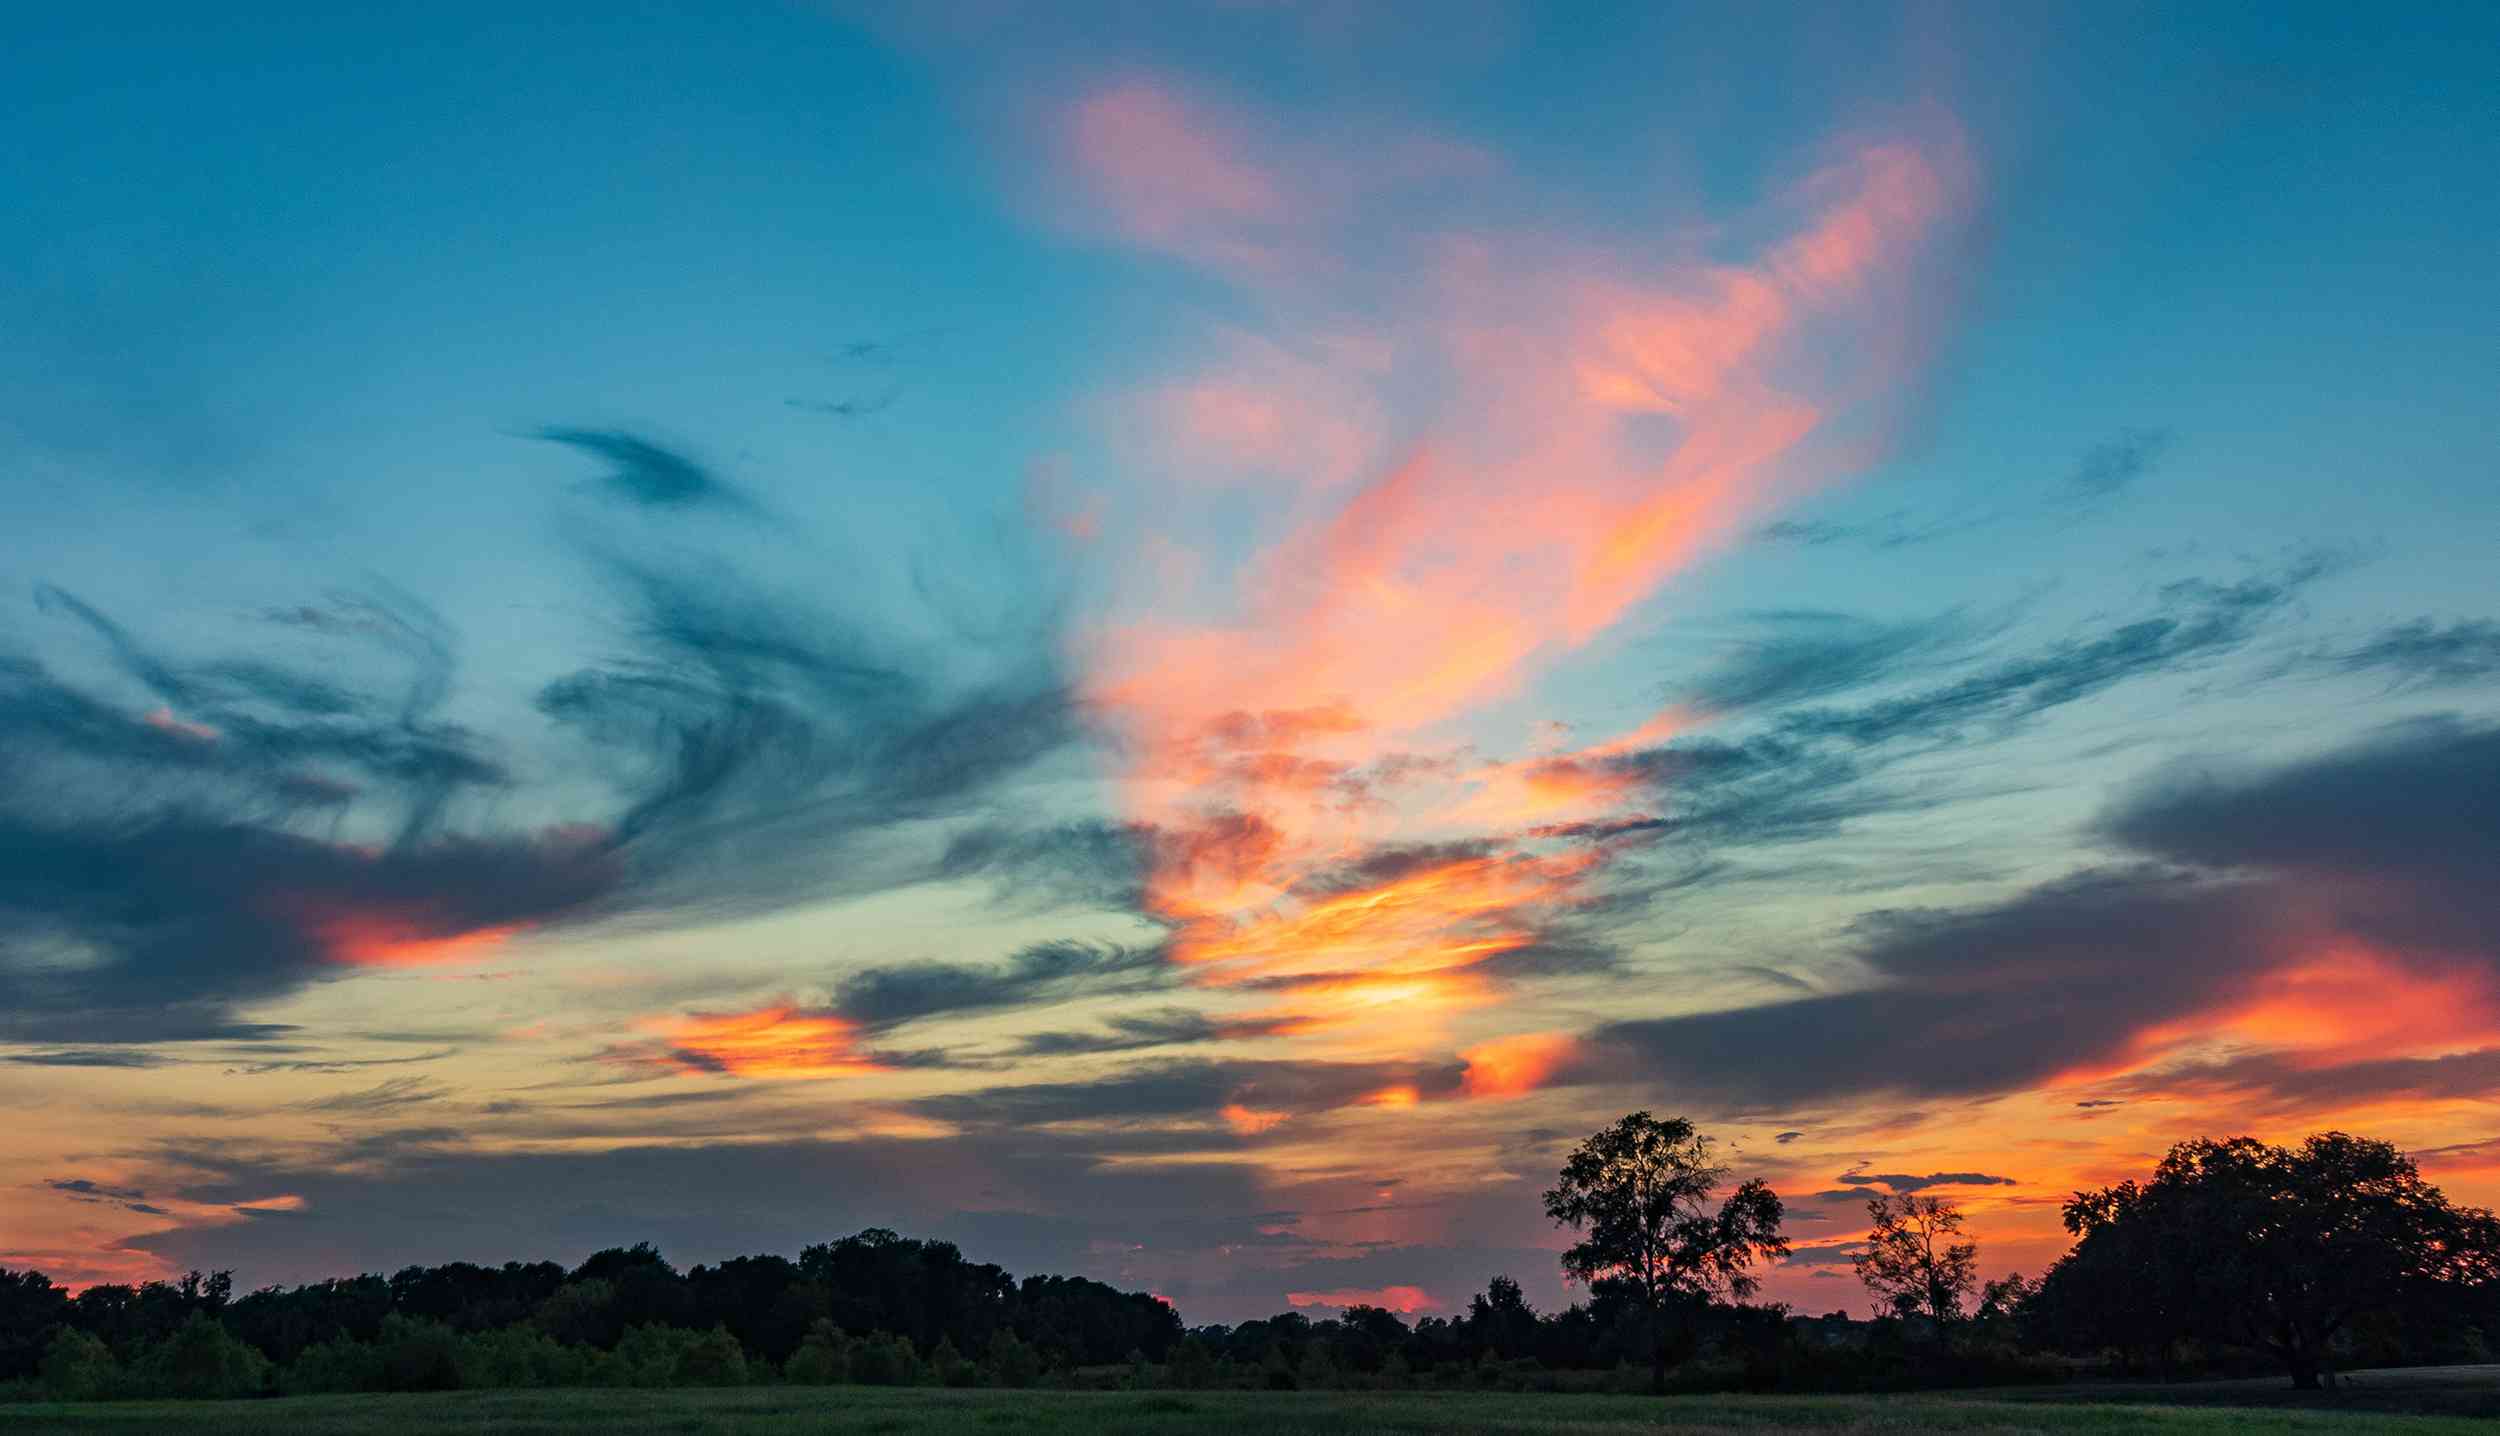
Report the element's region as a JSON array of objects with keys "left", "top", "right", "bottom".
[
  {"left": 1650, "top": 1344, "right": 1666, "bottom": 1396},
  {"left": 2287, "top": 1351, "right": 2321, "bottom": 1390}
]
